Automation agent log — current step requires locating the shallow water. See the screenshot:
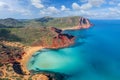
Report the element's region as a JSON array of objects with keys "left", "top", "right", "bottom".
[{"left": 27, "top": 20, "right": 120, "bottom": 80}]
